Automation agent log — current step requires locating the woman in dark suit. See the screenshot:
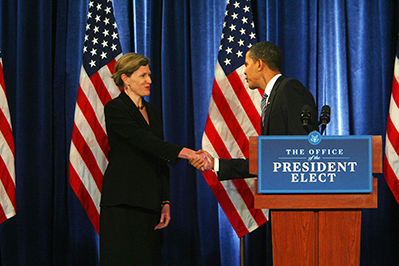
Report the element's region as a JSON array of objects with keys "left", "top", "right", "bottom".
[{"left": 99, "top": 53, "right": 205, "bottom": 265}]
